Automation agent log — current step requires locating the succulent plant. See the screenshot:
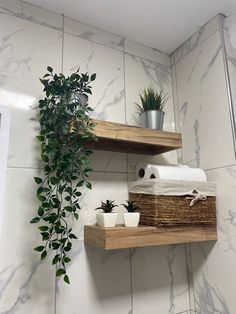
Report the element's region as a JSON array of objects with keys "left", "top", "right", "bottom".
[
  {"left": 95, "top": 200, "right": 118, "bottom": 213},
  {"left": 121, "top": 200, "right": 139, "bottom": 213}
]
